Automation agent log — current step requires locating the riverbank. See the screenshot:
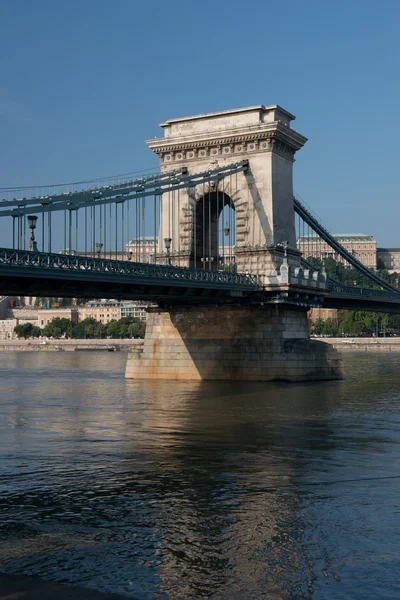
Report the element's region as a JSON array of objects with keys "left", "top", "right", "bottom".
[
  {"left": 322, "top": 337, "right": 400, "bottom": 351},
  {"left": 2, "top": 337, "right": 398, "bottom": 353},
  {"left": 0, "top": 339, "right": 144, "bottom": 352}
]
